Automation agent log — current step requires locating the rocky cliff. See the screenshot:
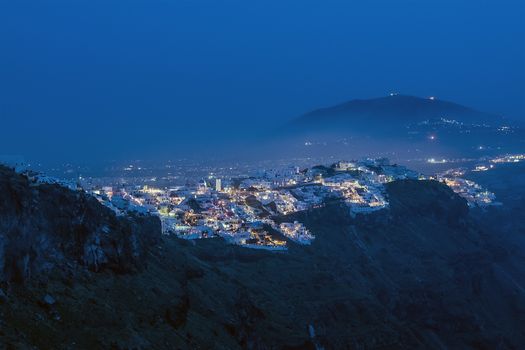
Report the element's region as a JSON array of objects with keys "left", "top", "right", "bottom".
[{"left": 0, "top": 165, "right": 161, "bottom": 284}]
